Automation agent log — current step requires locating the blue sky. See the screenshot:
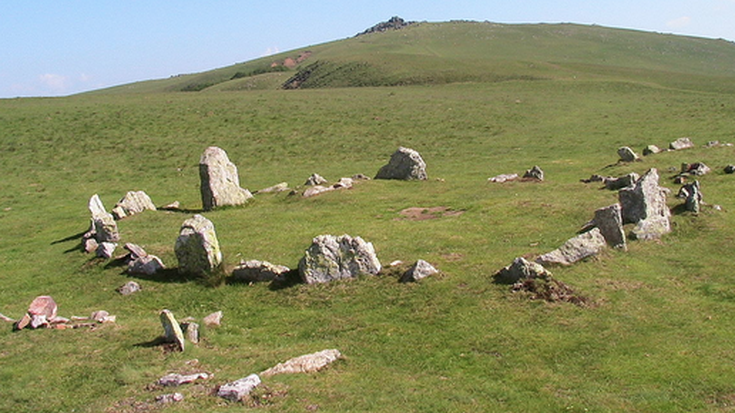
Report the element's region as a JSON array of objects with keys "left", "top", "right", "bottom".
[{"left": 2, "top": 0, "right": 735, "bottom": 98}]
